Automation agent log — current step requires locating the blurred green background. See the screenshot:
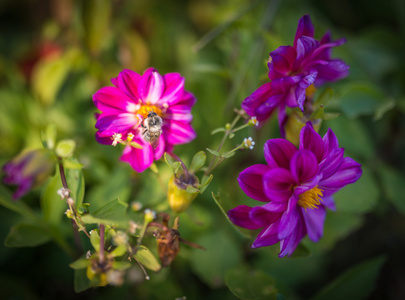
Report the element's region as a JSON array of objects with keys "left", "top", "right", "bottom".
[{"left": 0, "top": 0, "right": 404, "bottom": 299}]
